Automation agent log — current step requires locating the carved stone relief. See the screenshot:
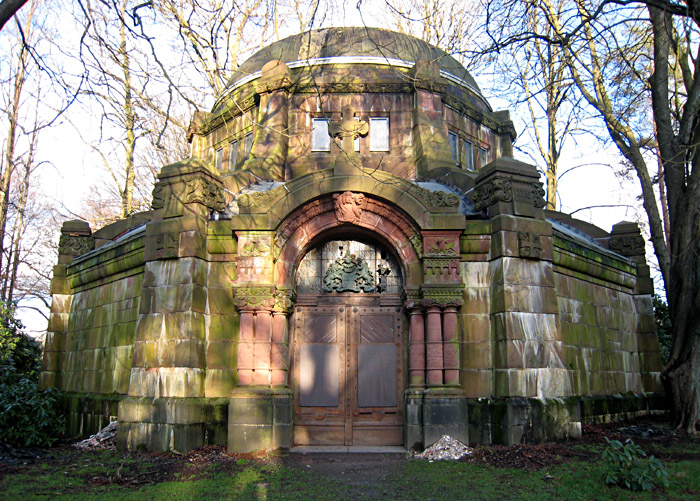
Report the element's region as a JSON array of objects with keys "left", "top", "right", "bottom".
[
  {"left": 185, "top": 178, "right": 226, "bottom": 212},
  {"left": 609, "top": 235, "right": 645, "bottom": 256},
  {"left": 233, "top": 286, "right": 276, "bottom": 311},
  {"left": 473, "top": 177, "right": 513, "bottom": 212},
  {"left": 322, "top": 251, "right": 376, "bottom": 293},
  {"left": 518, "top": 231, "right": 542, "bottom": 259},
  {"left": 58, "top": 235, "right": 95, "bottom": 257},
  {"left": 333, "top": 191, "right": 365, "bottom": 223}
]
